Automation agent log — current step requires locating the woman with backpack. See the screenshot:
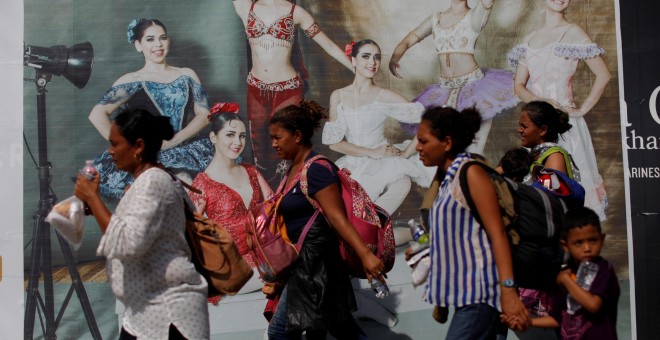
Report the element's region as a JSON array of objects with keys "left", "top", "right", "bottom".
[
  {"left": 517, "top": 100, "right": 578, "bottom": 321},
  {"left": 416, "top": 106, "right": 530, "bottom": 338},
  {"left": 518, "top": 101, "right": 576, "bottom": 184},
  {"left": 264, "top": 100, "right": 384, "bottom": 339},
  {"left": 74, "top": 108, "right": 209, "bottom": 339}
]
